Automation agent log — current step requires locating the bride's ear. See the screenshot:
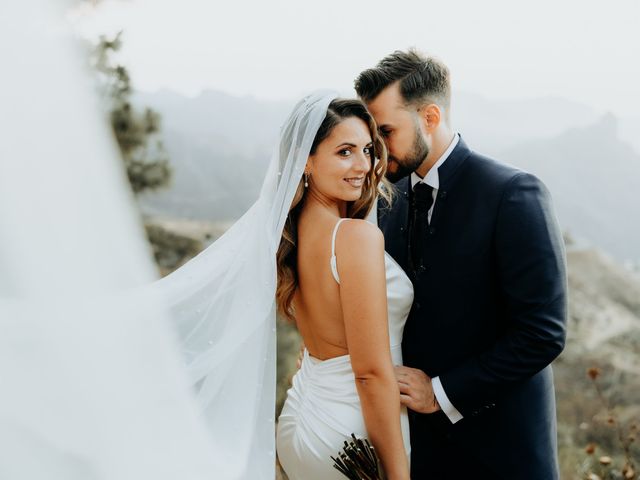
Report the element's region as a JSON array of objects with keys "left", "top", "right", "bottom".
[{"left": 304, "top": 158, "right": 313, "bottom": 174}]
